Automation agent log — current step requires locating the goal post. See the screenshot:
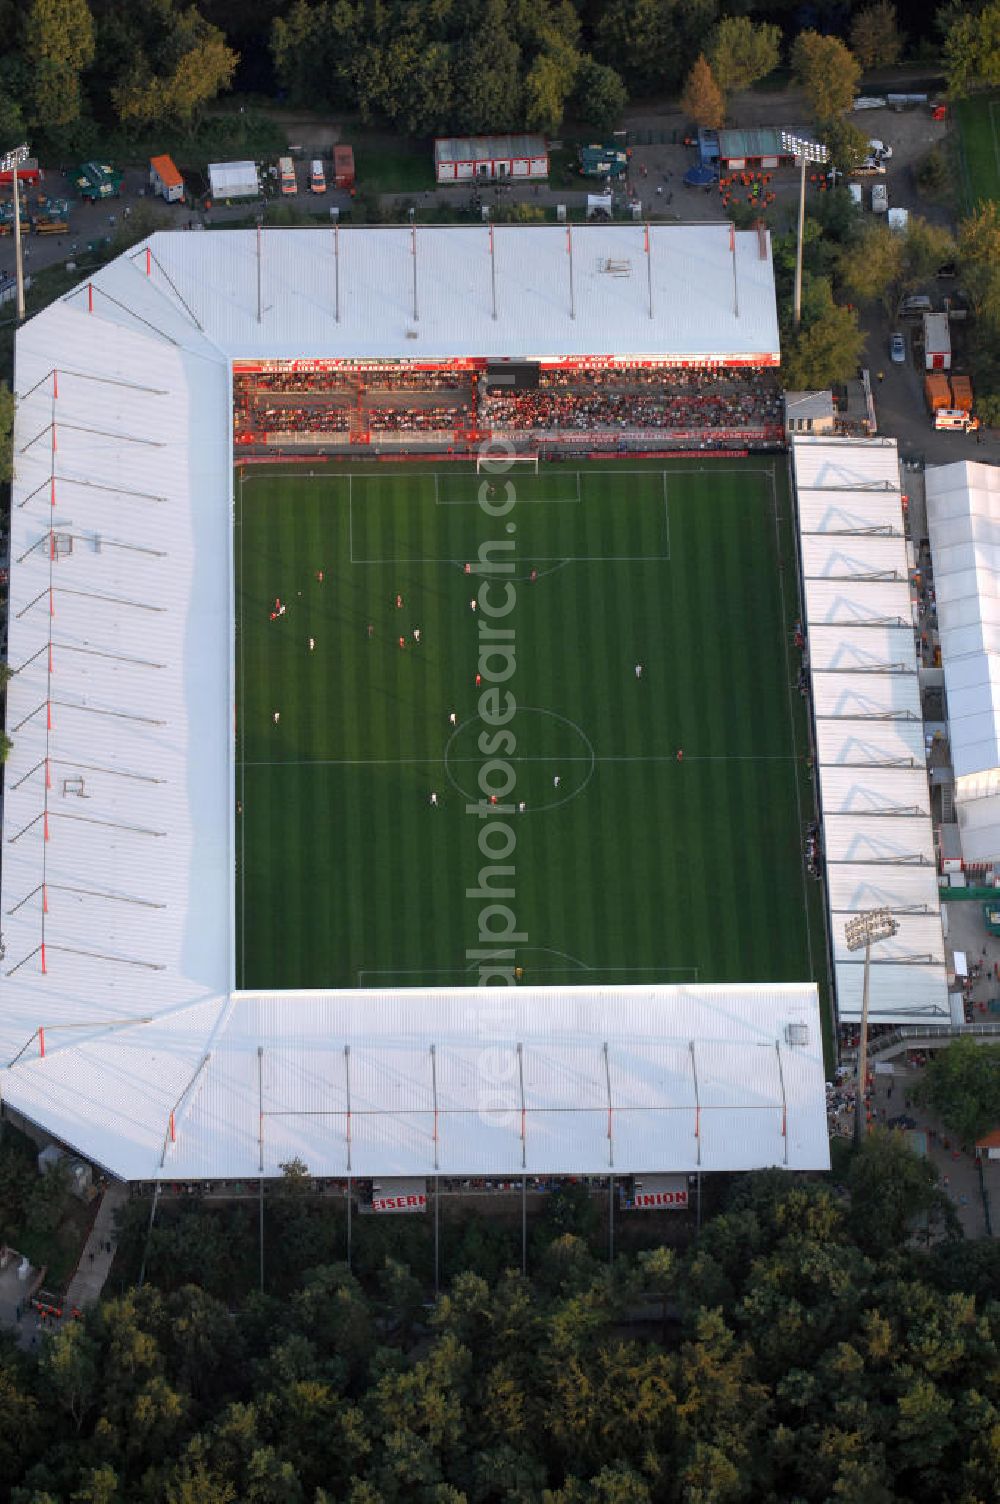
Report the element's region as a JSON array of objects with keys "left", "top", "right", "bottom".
[{"left": 476, "top": 454, "right": 539, "bottom": 475}]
